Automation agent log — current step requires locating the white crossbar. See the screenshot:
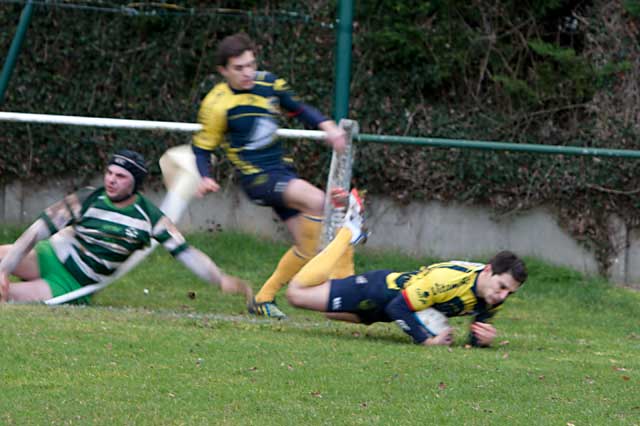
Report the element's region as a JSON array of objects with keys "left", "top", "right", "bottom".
[{"left": 0, "top": 111, "right": 327, "bottom": 140}]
